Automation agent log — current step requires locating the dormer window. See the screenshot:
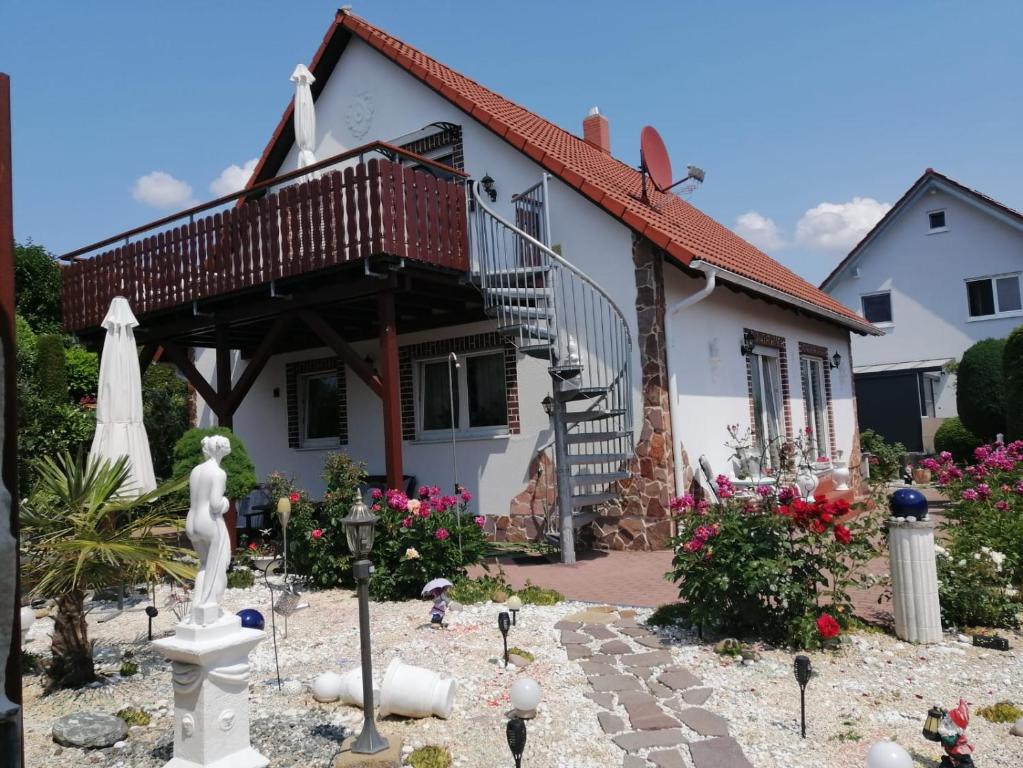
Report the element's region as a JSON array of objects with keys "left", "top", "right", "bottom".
[{"left": 928, "top": 210, "right": 947, "bottom": 232}]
